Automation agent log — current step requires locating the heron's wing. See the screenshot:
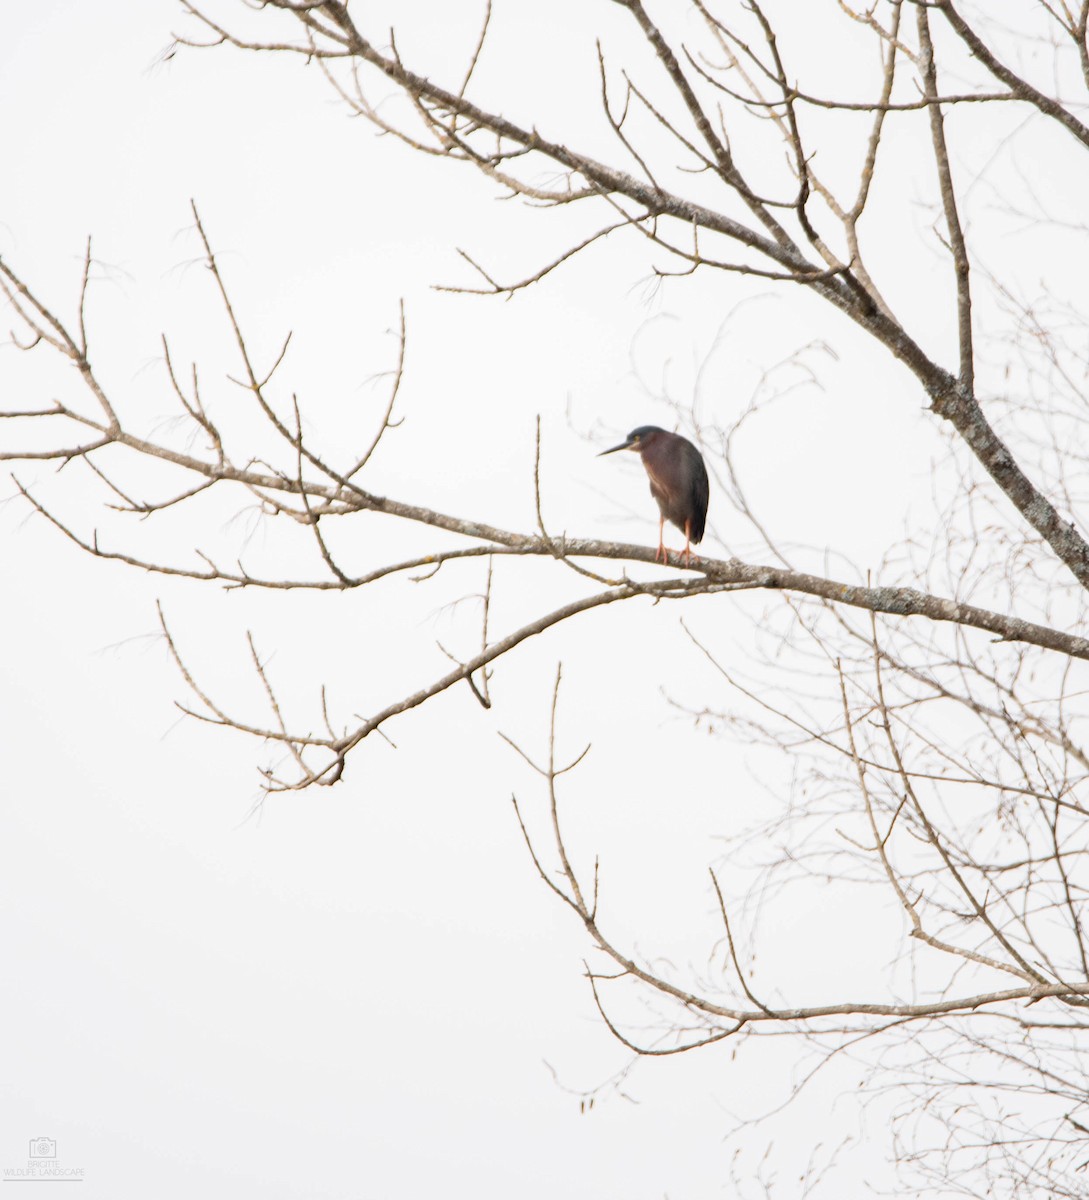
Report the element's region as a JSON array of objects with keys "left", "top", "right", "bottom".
[{"left": 686, "top": 444, "right": 710, "bottom": 543}]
